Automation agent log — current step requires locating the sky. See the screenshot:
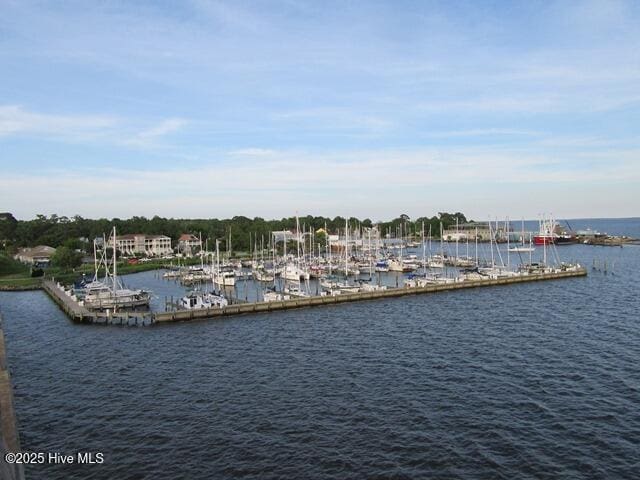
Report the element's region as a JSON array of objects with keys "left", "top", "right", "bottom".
[{"left": 0, "top": 0, "right": 639, "bottom": 221}]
